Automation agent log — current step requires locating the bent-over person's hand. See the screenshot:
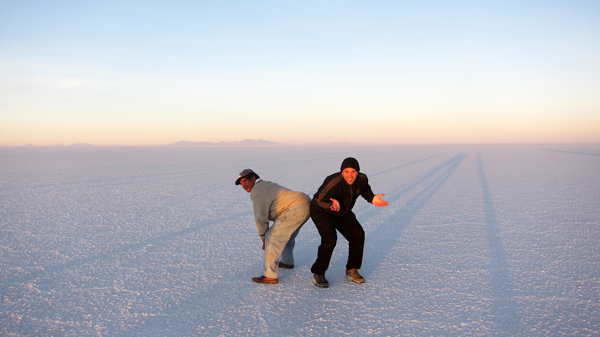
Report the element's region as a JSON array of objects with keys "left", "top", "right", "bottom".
[
  {"left": 261, "top": 237, "right": 265, "bottom": 250},
  {"left": 372, "top": 194, "right": 389, "bottom": 207}
]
